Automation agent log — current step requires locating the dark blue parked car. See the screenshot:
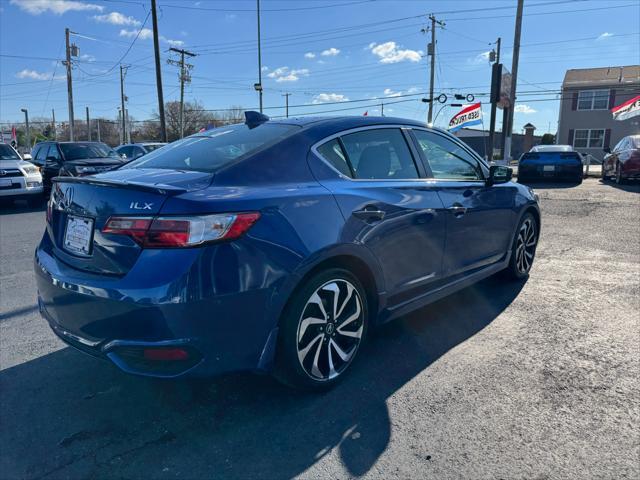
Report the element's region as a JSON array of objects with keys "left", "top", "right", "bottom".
[
  {"left": 35, "top": 113, "right": 540, "bottom": 390},
  {"left": 517, "top": 145, "right": 583, "bottom": 184}
]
